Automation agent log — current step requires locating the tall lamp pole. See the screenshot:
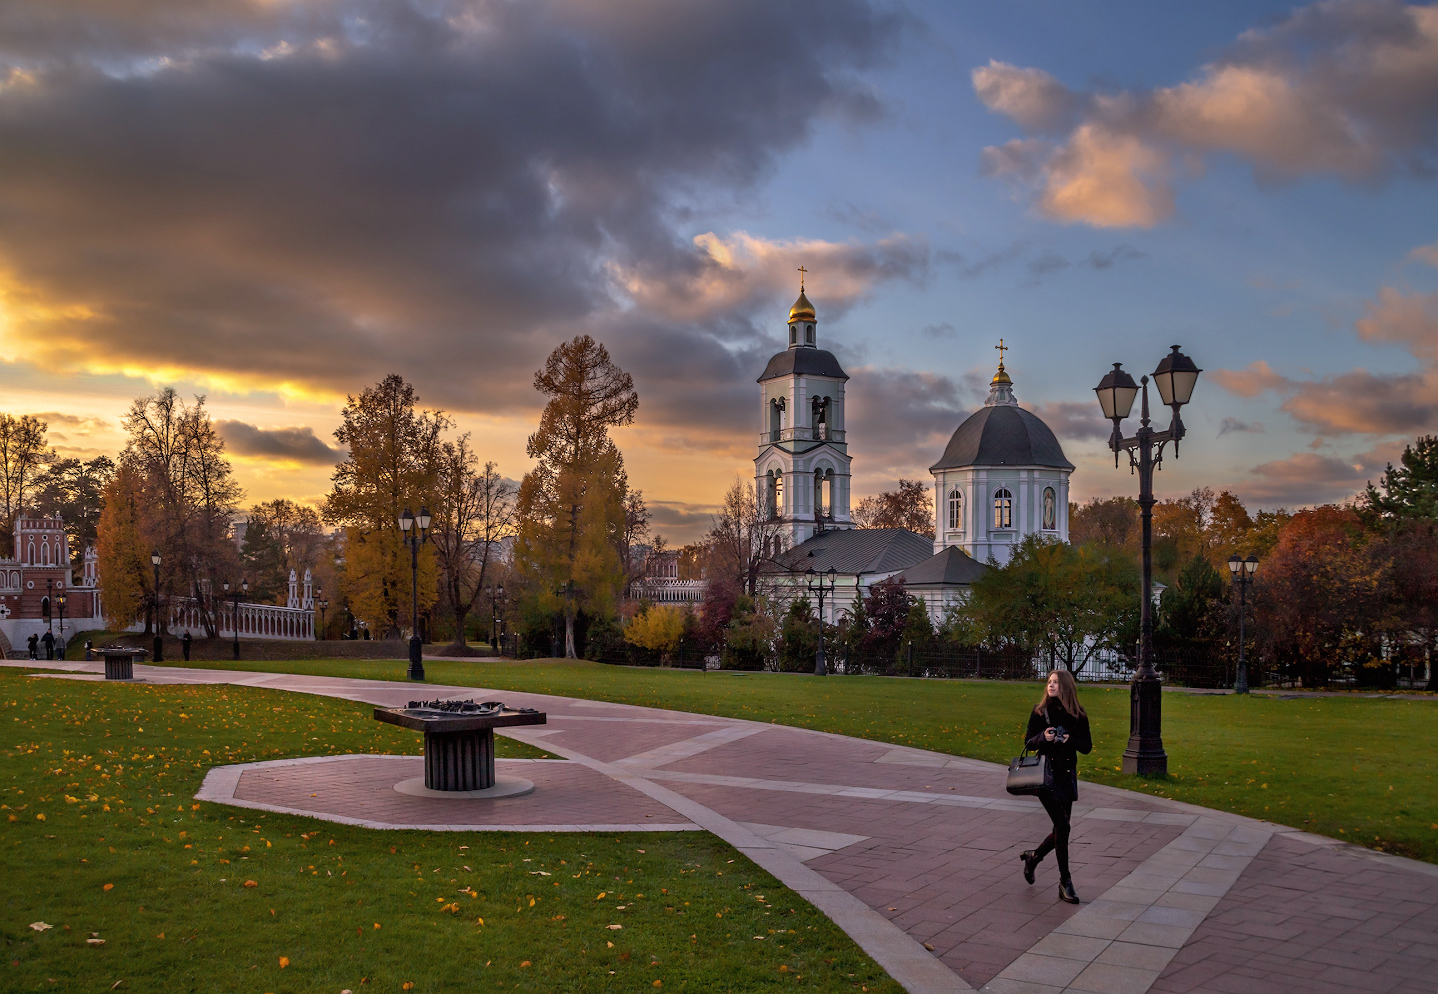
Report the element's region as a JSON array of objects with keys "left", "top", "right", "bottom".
[
  {"left": 151, "top": 551, "right": 163, "bottom": 663},
  {"left": 806, "top": 567, "right": 837, "bottom": 676},
  {"left": 398, "top": 506, "right": 431, "bottom": 681},
  {"left": 1226, "top": 555, "right": 1259, "bottom": 694},
  {"left": 317, "top": 597, "right": 329, "bottom": 640},
  {"left": 1094, "top": 345, "right": 1202, "bottom": 777},
  {"left": 489, "top": 583, "right": 505, "bottom": 650},
  {"left": 222, "top": 579, "right": 247, "bottom": 660},
  {"left": 56, "top": 592, "right": 66, "bottom": 659}
]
